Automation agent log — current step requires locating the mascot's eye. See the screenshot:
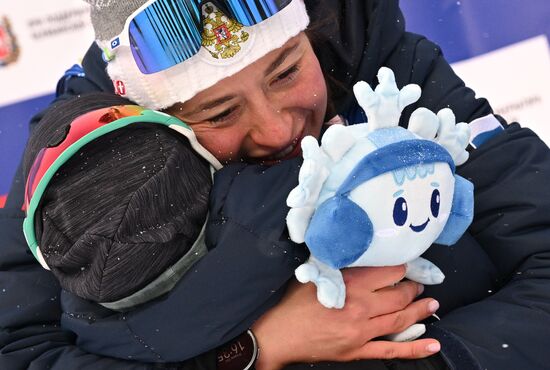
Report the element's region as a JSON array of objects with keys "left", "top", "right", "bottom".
[
  {"left": 431, "top": 189, "right": 441, "bottom": 217},
  {"left": 393, "top": 197, "right": 408, "bottom": 226}
]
